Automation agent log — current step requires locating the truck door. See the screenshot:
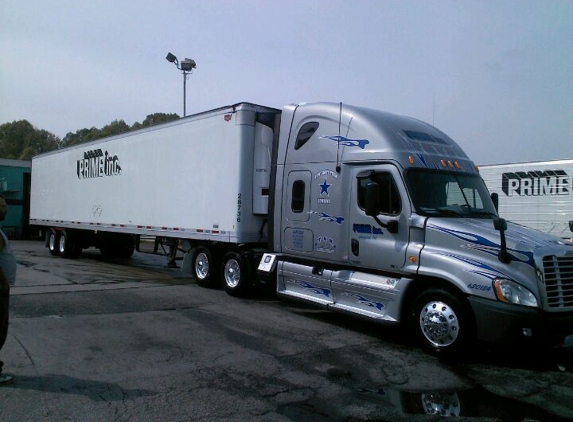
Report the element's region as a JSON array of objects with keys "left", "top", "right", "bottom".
[{"left": 348, "top": 165, "right": 410, "bottom": 272}]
